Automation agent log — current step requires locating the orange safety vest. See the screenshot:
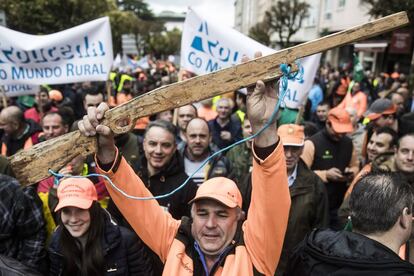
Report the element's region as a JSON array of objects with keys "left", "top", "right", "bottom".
[
  {"left": 336, "top": 77, "right": 350, "bottom": 96},
  {"left": 1, "top": 136, "right": 34, "bottom": 156}
]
